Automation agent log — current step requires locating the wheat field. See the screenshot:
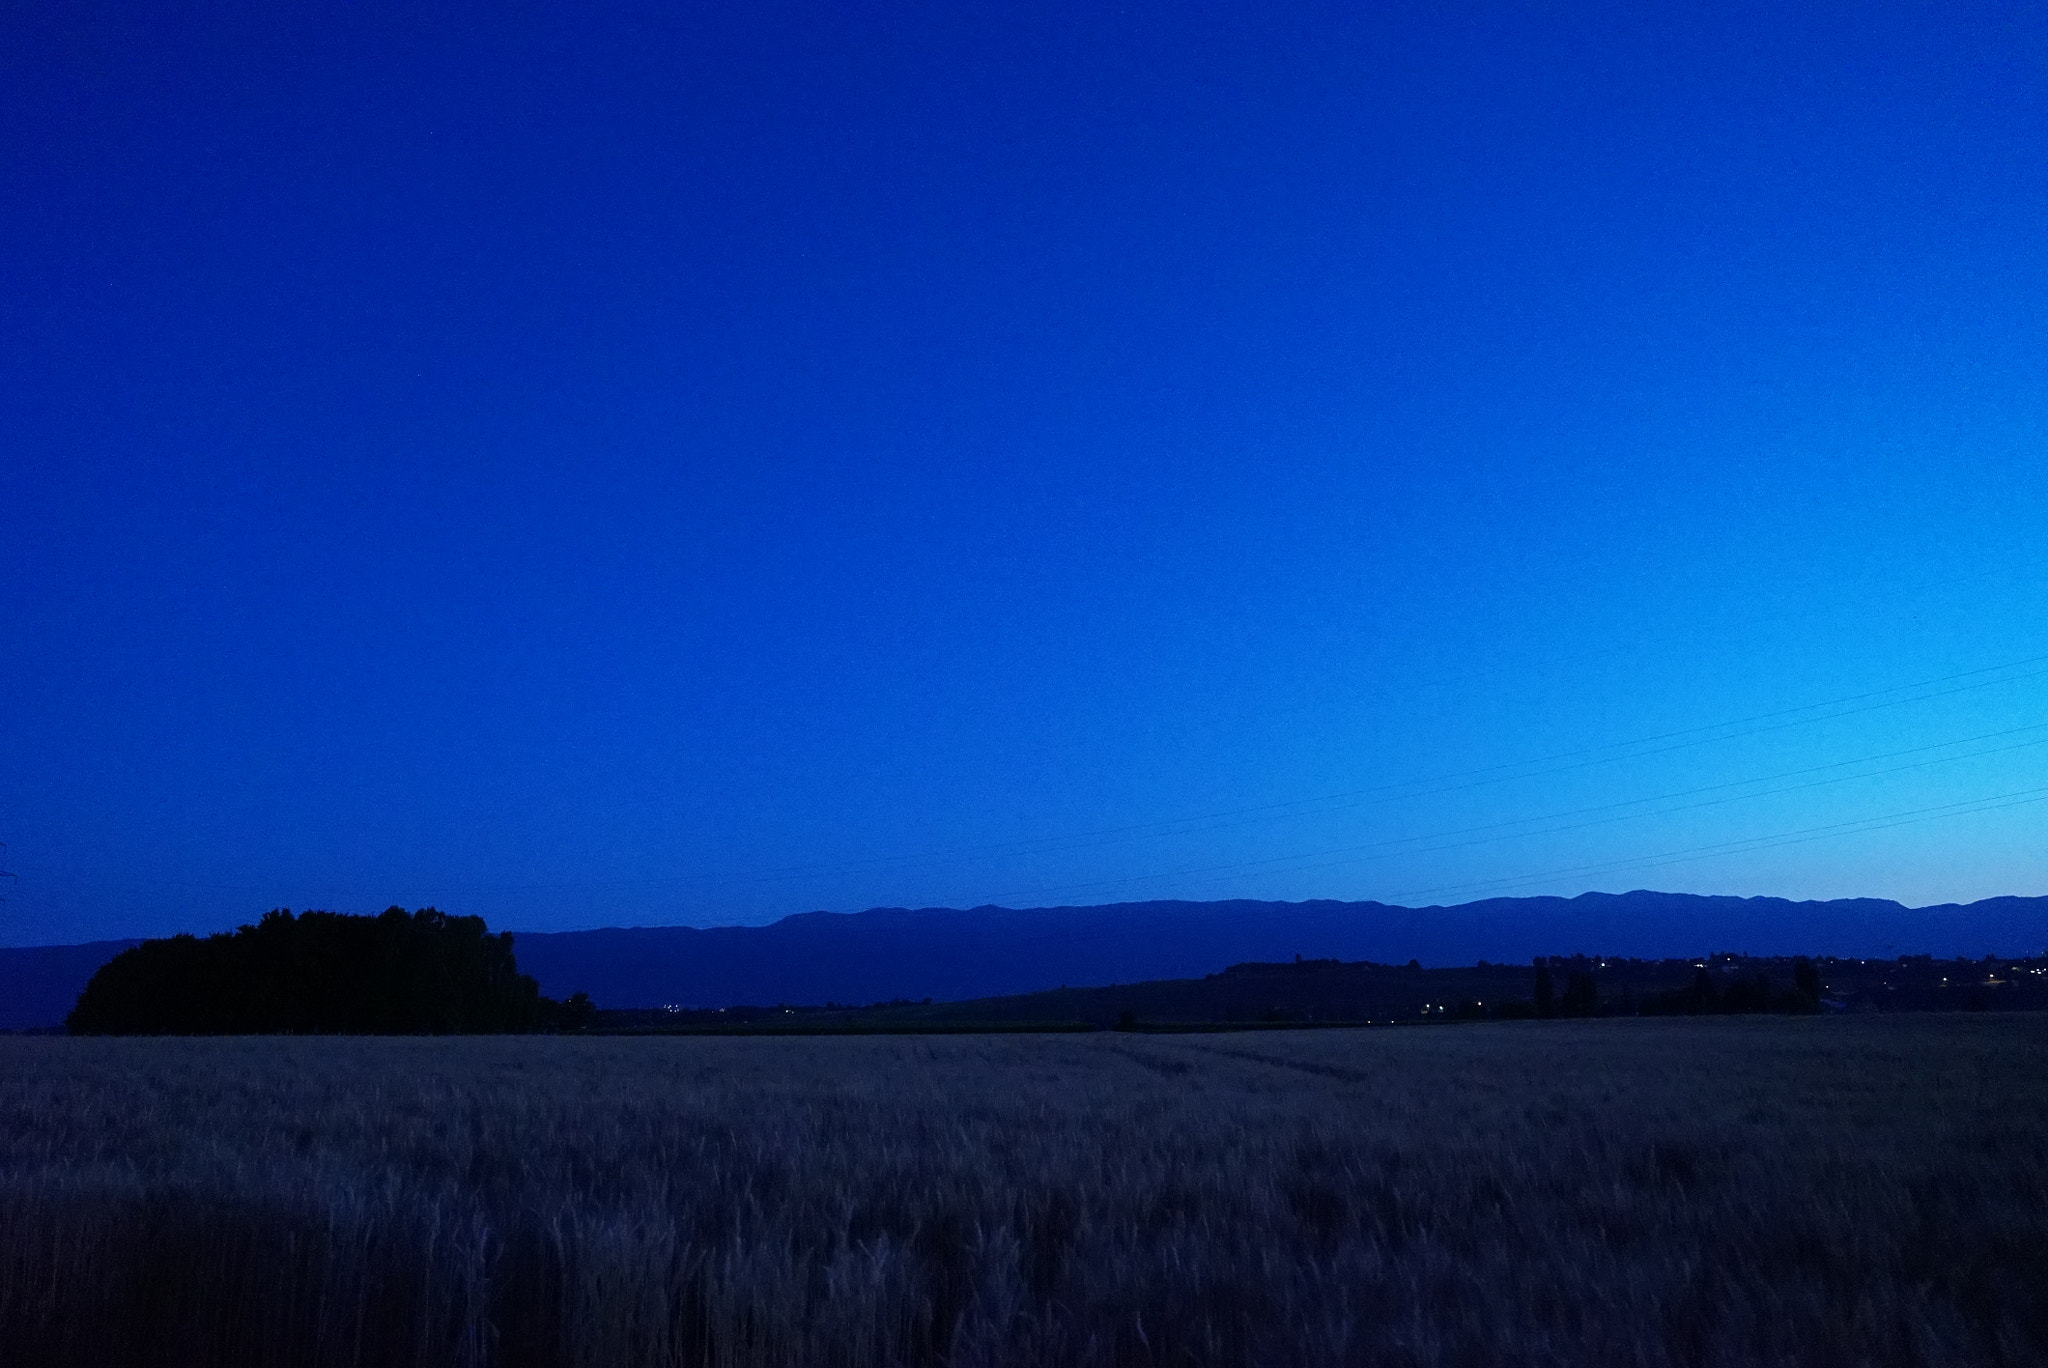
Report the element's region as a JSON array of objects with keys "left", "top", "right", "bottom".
[{"left": 2, "top": 1016, "right": 2044, "bottom": 1367}]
